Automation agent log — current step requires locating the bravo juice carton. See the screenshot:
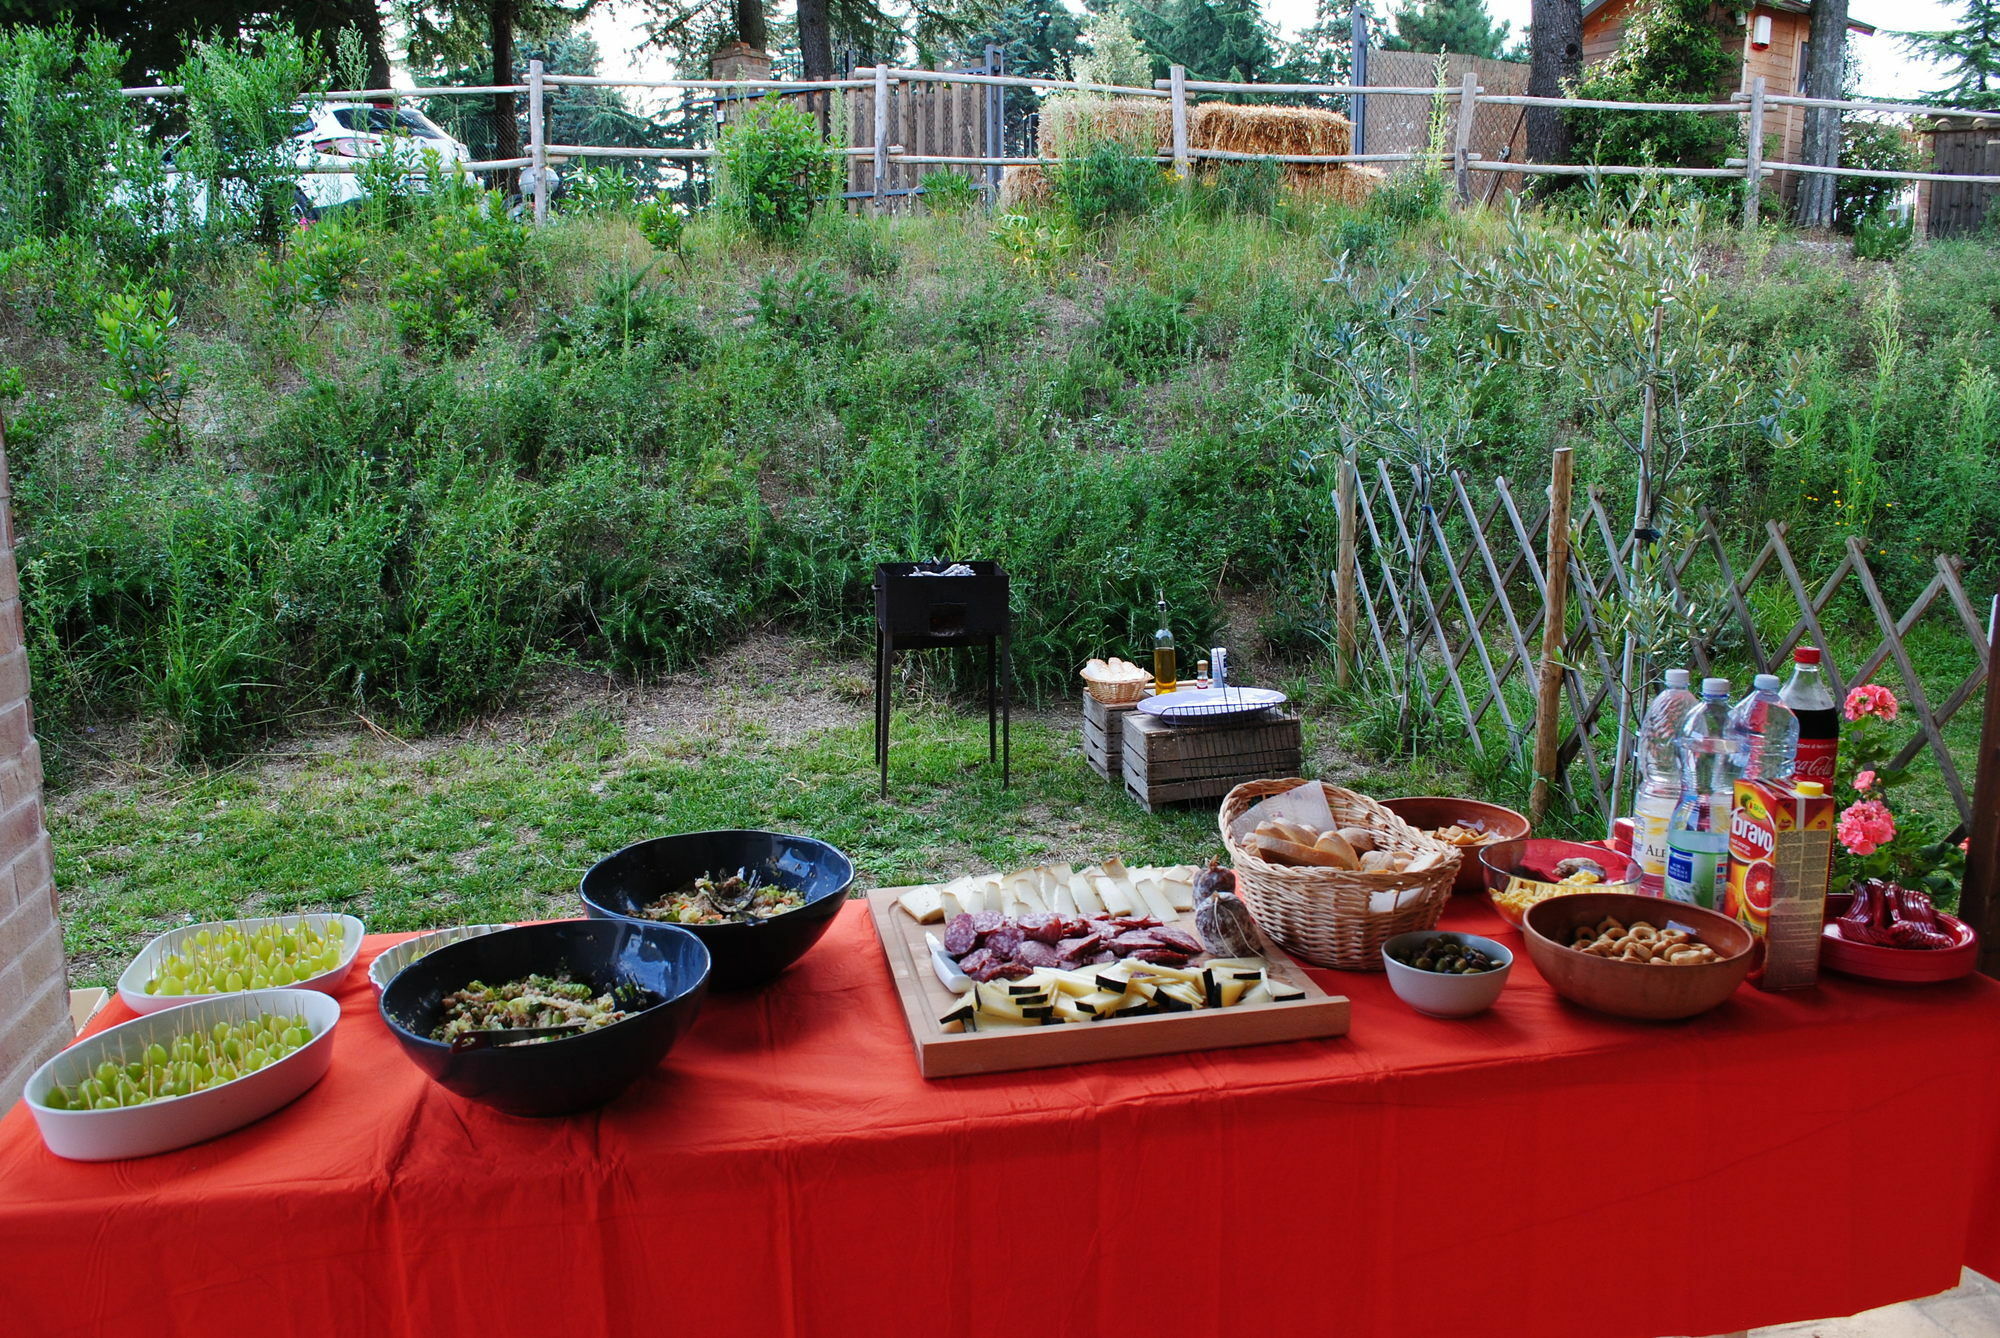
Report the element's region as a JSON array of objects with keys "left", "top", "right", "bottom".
[{"left": 1723, "top": 779, "right": 1835, "bottom": 990}]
